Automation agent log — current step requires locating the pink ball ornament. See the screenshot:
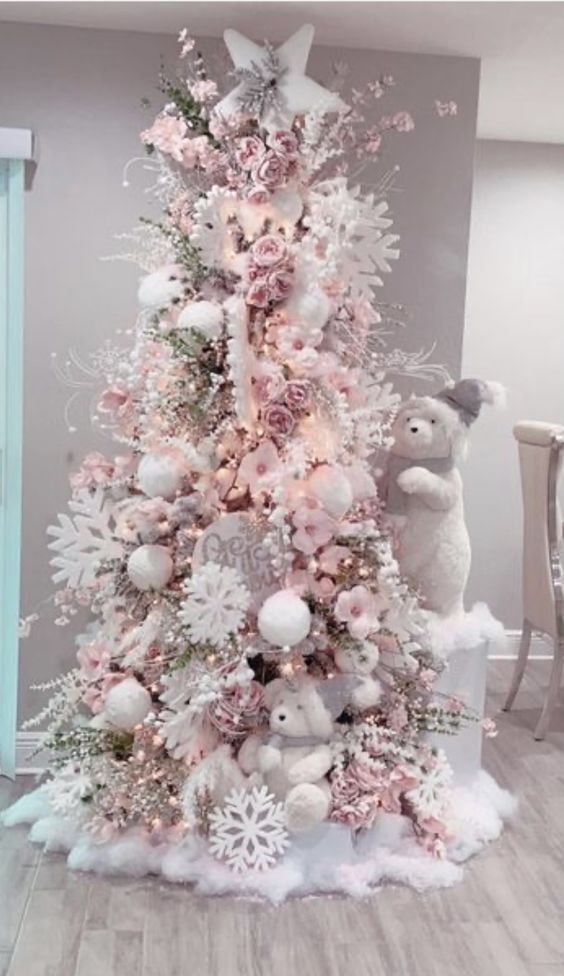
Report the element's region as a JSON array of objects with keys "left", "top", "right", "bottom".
[
  {"left": 138, "top": 452, "right": 184, "bottom": 500},
  {"left": 127, "top": 544, "right": 173, "bottom": 590},
  {"left": 104, "top": 677, "right": 152, "bottom": 731},
  {"left": 307, "top": 465, "right": 354, "bottom": 519},
  {"left": 258, "top": 590, "right": 311, "bottom": 648}
]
